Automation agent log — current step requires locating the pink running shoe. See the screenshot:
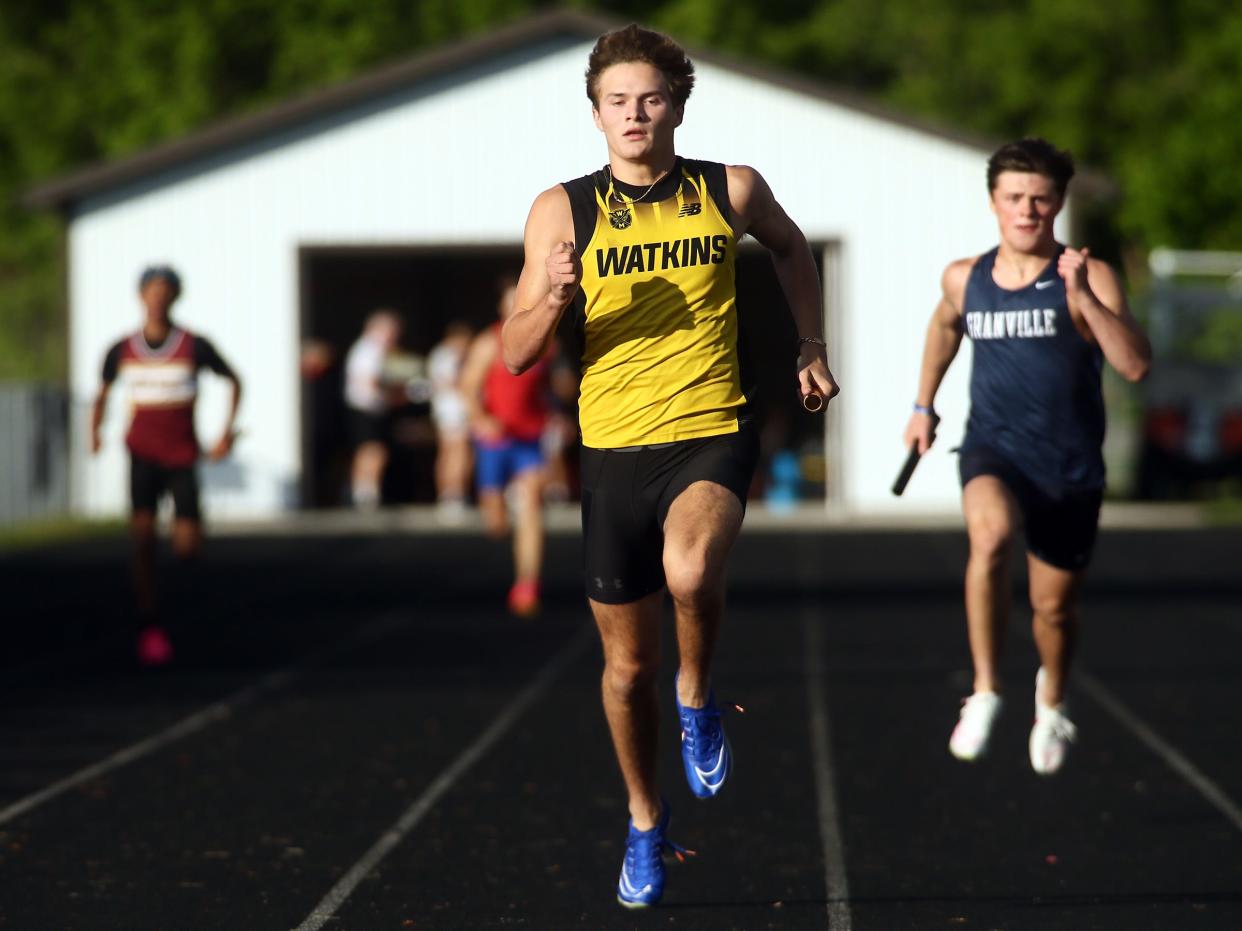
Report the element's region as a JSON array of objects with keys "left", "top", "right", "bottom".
[
  {"left": 507, "top": 580, "right": 541, "bottom": 618},
  {"left": 136, "top": 625, "right": 174, "bottom": 667}
]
